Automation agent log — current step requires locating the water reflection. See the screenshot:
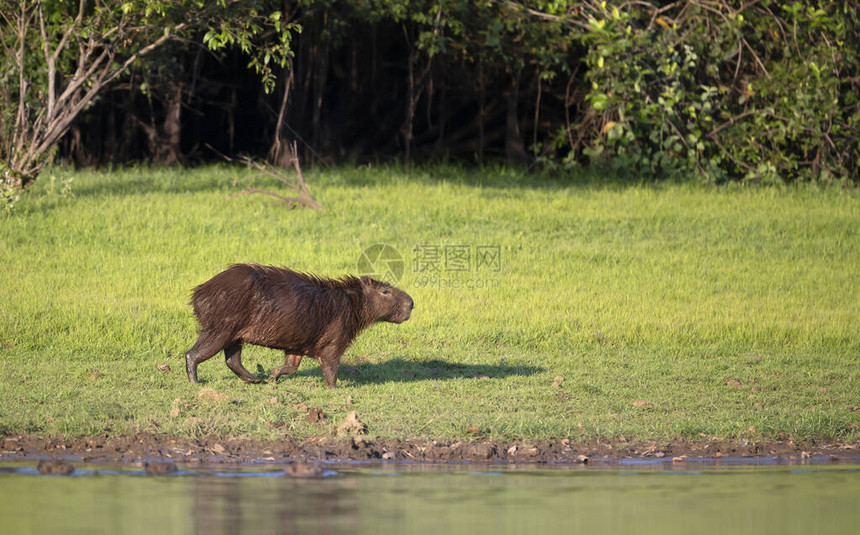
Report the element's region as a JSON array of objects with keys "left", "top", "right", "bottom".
[
  {"left": 188, "top": 474, "right": 360, "bottom": 534},
  {"left": 0, "top": 462, "right": 858, "bottom": 534}
]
